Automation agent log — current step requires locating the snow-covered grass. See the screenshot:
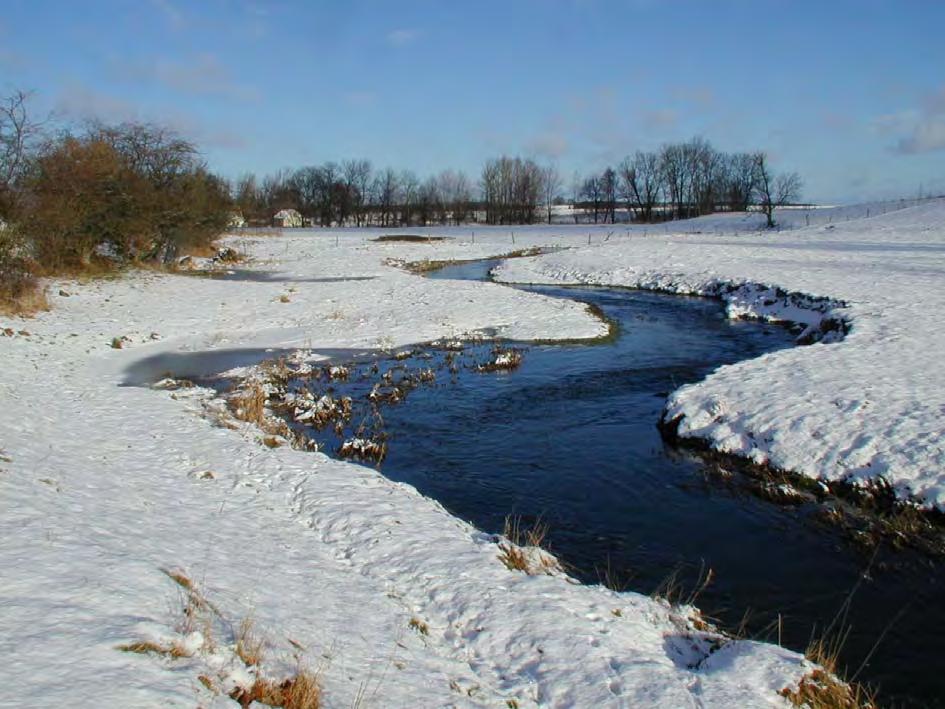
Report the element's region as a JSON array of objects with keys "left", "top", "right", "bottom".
[{"left": 1, "top": 206, "right": 907, "bottom": 706}]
